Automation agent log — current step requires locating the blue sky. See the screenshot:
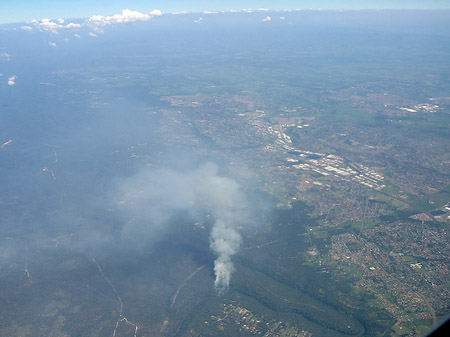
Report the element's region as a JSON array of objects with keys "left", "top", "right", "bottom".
[{"left": 1, "top": 0, "right": 450, "bottom": 24}]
